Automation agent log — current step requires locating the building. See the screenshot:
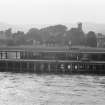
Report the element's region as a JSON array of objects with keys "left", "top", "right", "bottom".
[
  {"left": 77, "top": 22, "right": 83, "bottom": 32},
  {"left": 97, "top": 33, "right": 105, "bottom": 48}
]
